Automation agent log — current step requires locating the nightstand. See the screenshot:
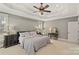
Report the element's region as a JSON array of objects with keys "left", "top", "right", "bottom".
[
  {"left": 48, "top": 33, "right": 58, "bottom": 40},
  {"left": 3, "top": 34, "right": 18, "bottom": 48}
]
